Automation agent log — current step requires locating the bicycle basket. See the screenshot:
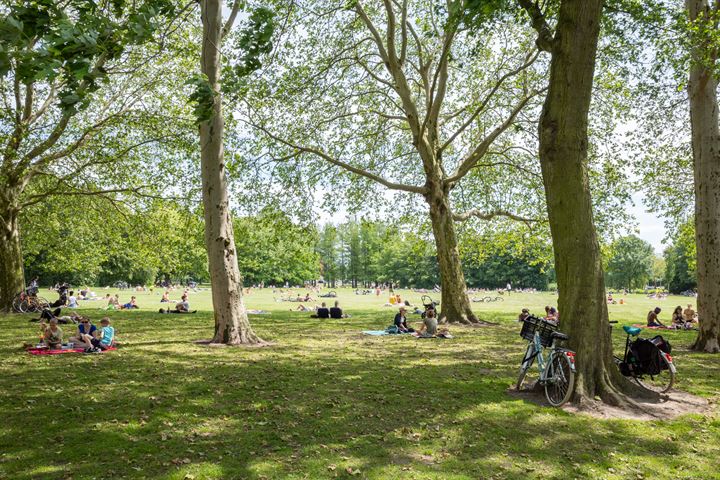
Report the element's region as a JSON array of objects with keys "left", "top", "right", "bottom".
[{"left": 520, "top": 316, "right": 558, "bottom": 347}]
